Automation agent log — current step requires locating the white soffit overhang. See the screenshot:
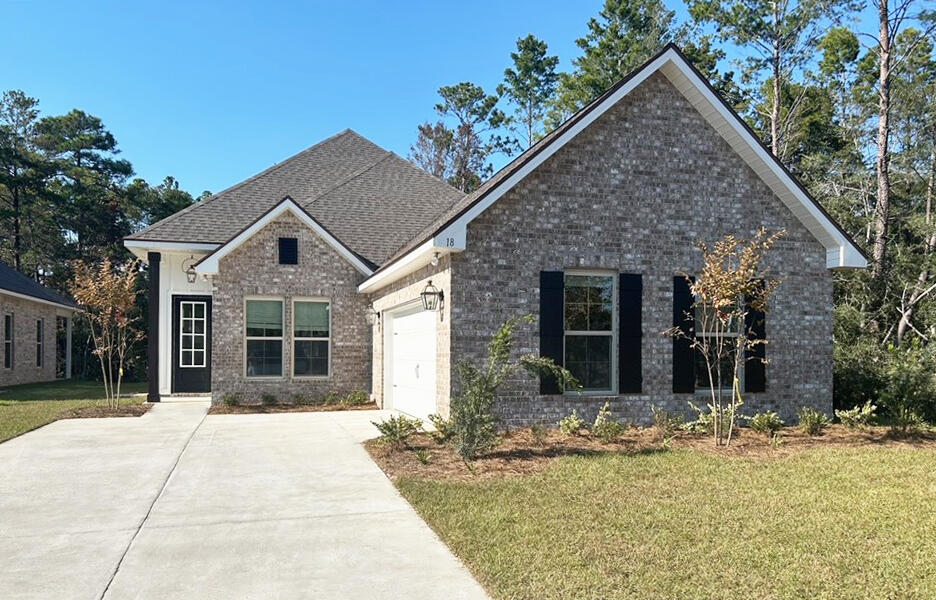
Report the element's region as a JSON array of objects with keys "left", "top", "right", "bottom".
[
  {"left": 364, "top": 46, "right": 865, "bottom": 293},
  {"left": 193, "top": 197, "right": 374, "bottom": 276},
  {"left": 122, "top": 240, "right": 221, "bottom": 261}
]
